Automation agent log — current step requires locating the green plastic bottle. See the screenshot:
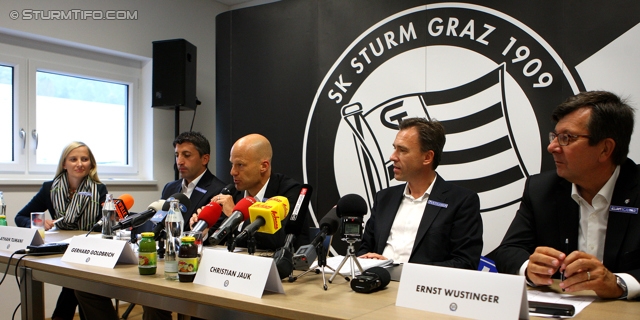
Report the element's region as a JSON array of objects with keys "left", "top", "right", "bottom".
[
  {"left": 138, "top": 232, "right": 157, "bottom": 275},
  {"left": 0, "top": 191, "right": 6, "bottom": 225}
]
